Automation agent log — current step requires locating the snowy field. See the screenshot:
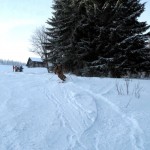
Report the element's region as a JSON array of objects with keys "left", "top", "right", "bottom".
[{"left": 0, "top": 65, "right": 150, "bottom": 150}]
